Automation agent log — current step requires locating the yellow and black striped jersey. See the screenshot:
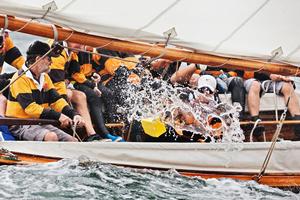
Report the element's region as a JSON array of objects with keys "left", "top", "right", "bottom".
[
  {"left": 93, "top": 49, "right": 138, "bottom": 85},
  {"left": 47, "top": 40, "right": 69, "bottom": 97},
  {"left": 0, "top": 34, "right": 25, "bottom": 72},
  {"left": 69, "top": 51, "right": 96, "bottom": 88},
  {"left": 6, "top": 65, "right": 76, "bottom": 120}
]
